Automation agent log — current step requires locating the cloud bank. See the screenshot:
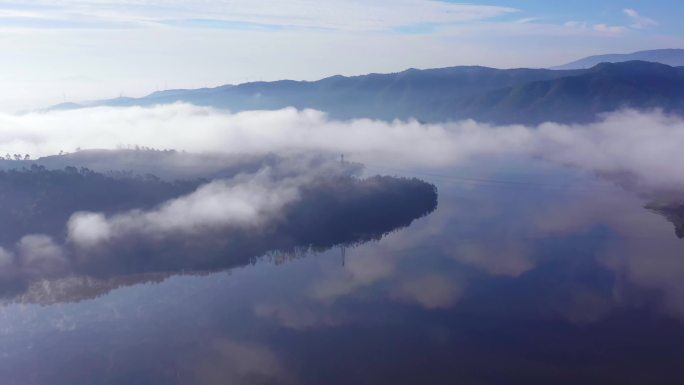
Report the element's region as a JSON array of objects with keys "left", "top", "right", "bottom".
[{"left": 2, "top": 105, "right": 684, "bottom": 191}]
